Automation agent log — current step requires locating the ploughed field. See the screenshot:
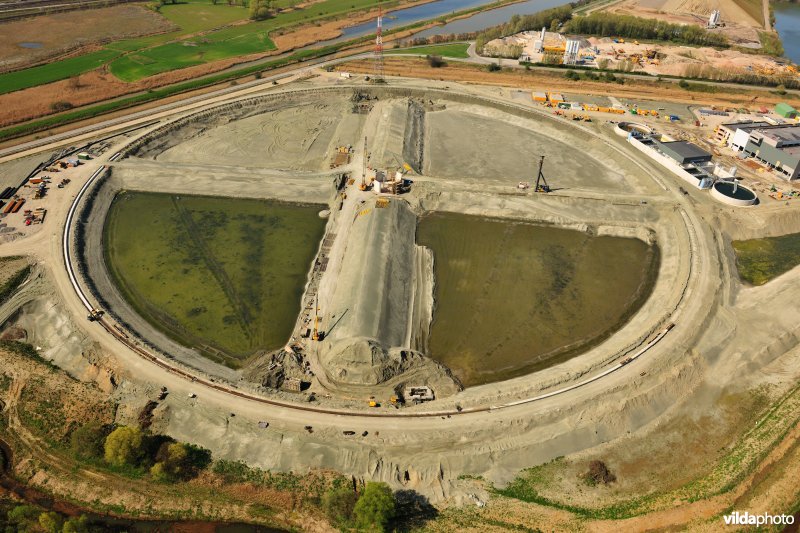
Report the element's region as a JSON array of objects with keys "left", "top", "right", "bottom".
[
  {"left": 417, "top": 212, "right": 659, "bottom": 386},
  {"left": 103, "top": 192, "right": 325, "bottom": 368}
]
